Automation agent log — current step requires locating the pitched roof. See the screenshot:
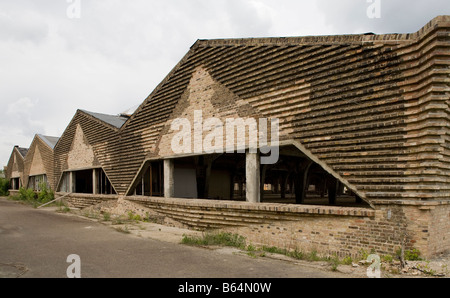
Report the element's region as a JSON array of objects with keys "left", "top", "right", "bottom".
[
  {"left": 15, "top": 146, "right": 28, "bottom": 158},
  {"left": 80, "top": 110, "right": 128, "bottom": 129},
  {"left": 37, "top": 134, "right": 60, "bottom": 149},
  {"left": 111, "top": 15, "right": 450, "bottom": 200}
]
